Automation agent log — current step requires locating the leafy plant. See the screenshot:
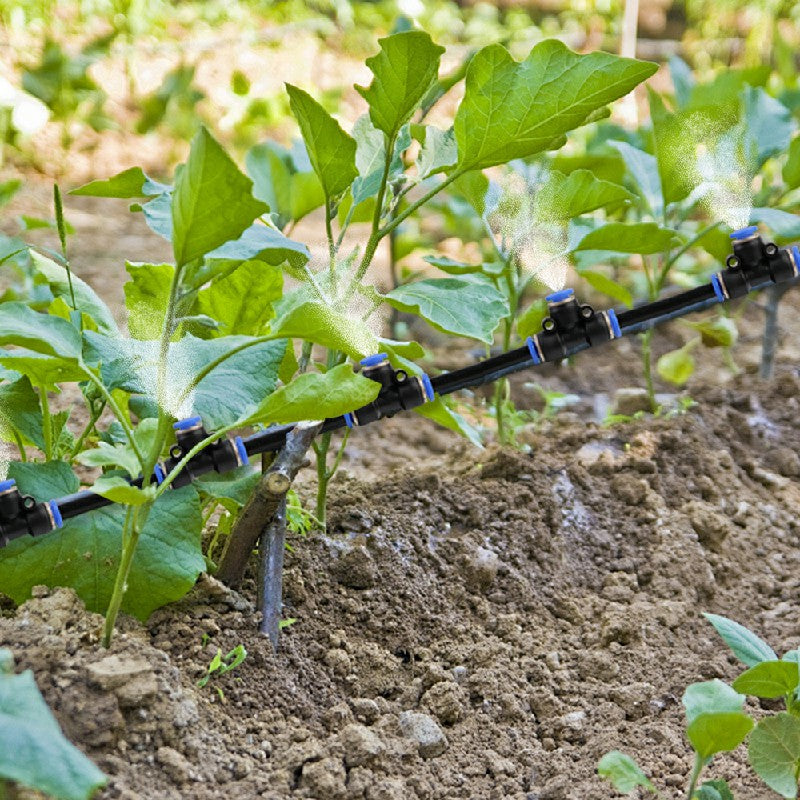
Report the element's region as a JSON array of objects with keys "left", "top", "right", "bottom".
[
  {"left": 0, "top": 648, "right": 106, "bottom": 799},
  {"left": 599, "top": 613, "right": 800, "bottom": 799}
]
